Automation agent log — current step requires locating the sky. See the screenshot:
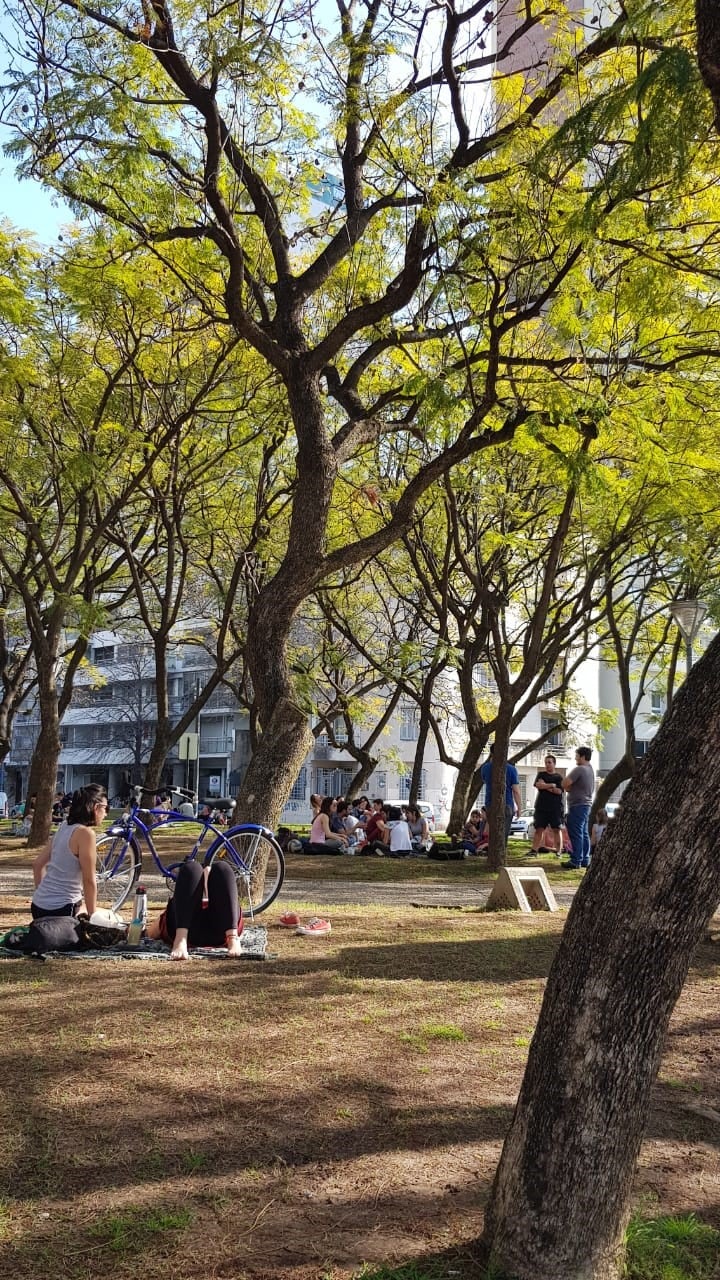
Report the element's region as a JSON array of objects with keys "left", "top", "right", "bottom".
[{"left": 0, "top": 149, "right": 75, "bottom": 244}]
